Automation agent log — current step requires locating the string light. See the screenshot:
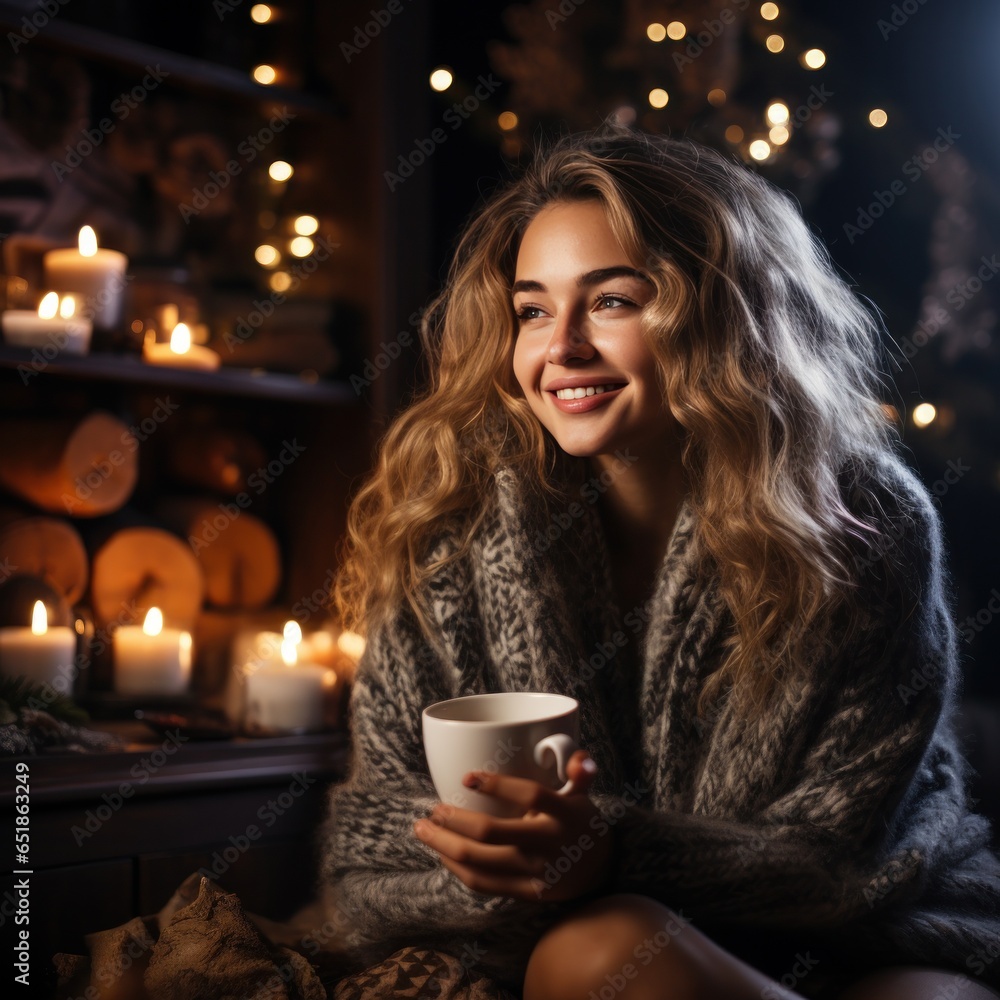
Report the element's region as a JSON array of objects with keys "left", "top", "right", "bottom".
[
  {"left": 498, "top": 111, "right": 518, "bottom": 130},
  {"left": 270, "top": 272, "right": 292, "bottom": 293},
  {"left": 707, "top": 88, "right": 726, "bottom": 106},
  {"left": 749, "top": 139, "right": 772, "bottom": 161},
  {"left": 766, "top": 101, "right": 790, "bottom": 125},
  {"left": 289, "top": 236, "right": 314, "bottom": 257},
  {"left": 666, "top": 21, "right": 686, "bottom": 40},
  {"left": 250, "top": 4, "right": 272, "bottom": 23},
  {"left": 293, "top": 215, "right": 319, "bottom": 236},
  {"left": 725, "top": 125, "right": 744, "bottom": 143},
  {"left": 646, "top": 23, "right": 667, "bottom": 42},
  {"left": 429, "top": 67, "right": 453, "bottom": 92},
  {"left": 869, "top": 108, "right": 888, "bottom": 127},
  {"left": 769, "top": 125, "right": 790, "bottom": 144},
  {"left": 648, "top": 88, "right": 669, "bottom": 109},
  {"left": 912, "top": 402, "right": 936, "bottom": 428},
  {"left": 765, "top": 34, "right": 785, "bottom": 52},
  {"left": 800, "top": 48, "right": 826, "bottom": 69},
  {"left": 252, "top": 64, "right": 277, "bottom": 85},
  {"left": 268, "top": 160, "right": 293, "bottom": 182},
  {"left": 760, "top": 3, "right": 780, "bottom": 19},
  {"left": 255, "top": 244, "right": 279, "bottom": 266}
]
